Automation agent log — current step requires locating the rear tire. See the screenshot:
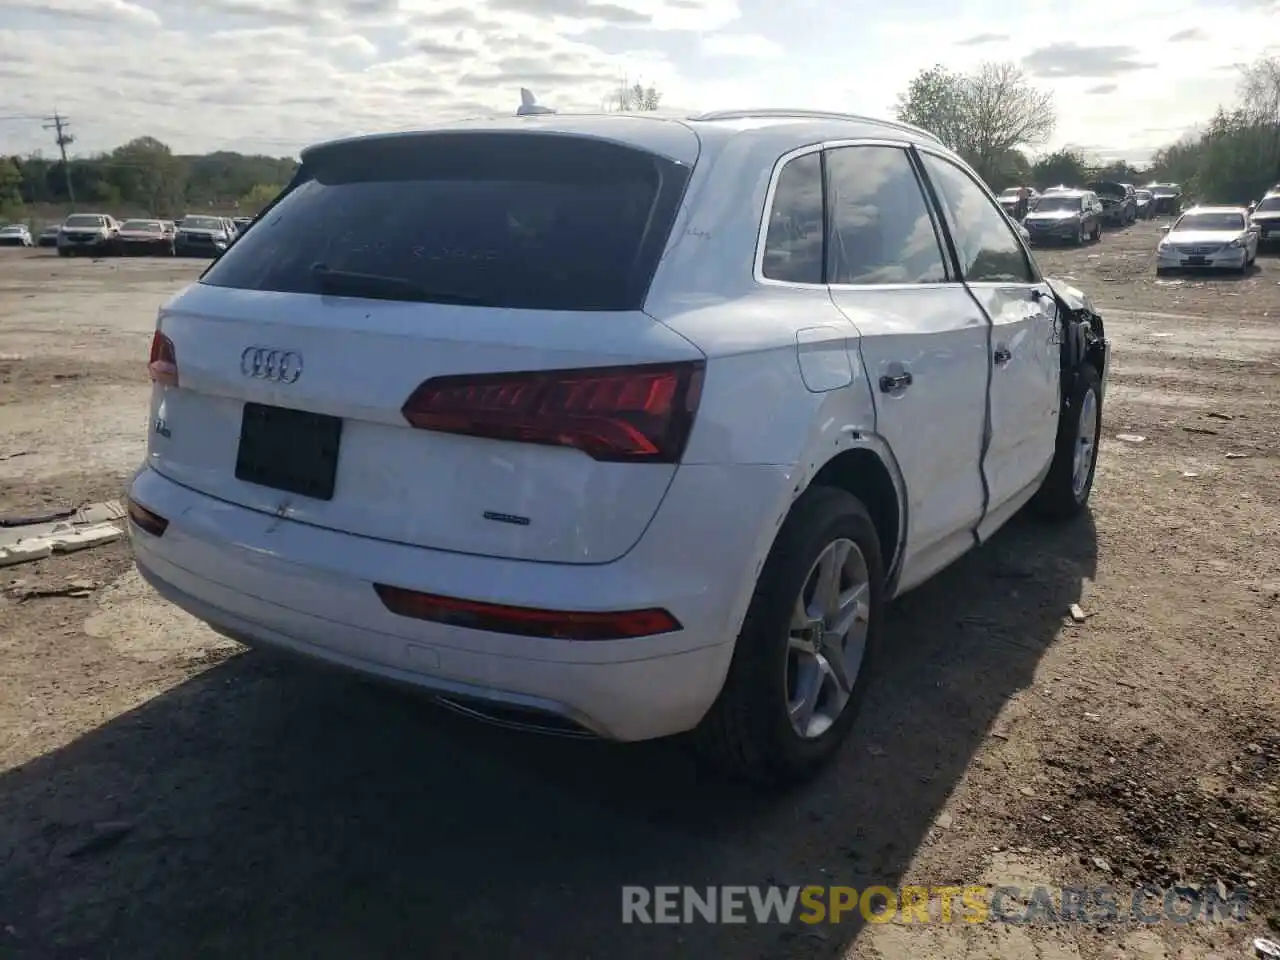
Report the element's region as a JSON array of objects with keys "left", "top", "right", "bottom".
[
  {"left": 1033, "top": 363, "right": 1103, "bottom": 522},
  {"left": 693, "top": 486, "right": 885, "bottom": 786}
]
